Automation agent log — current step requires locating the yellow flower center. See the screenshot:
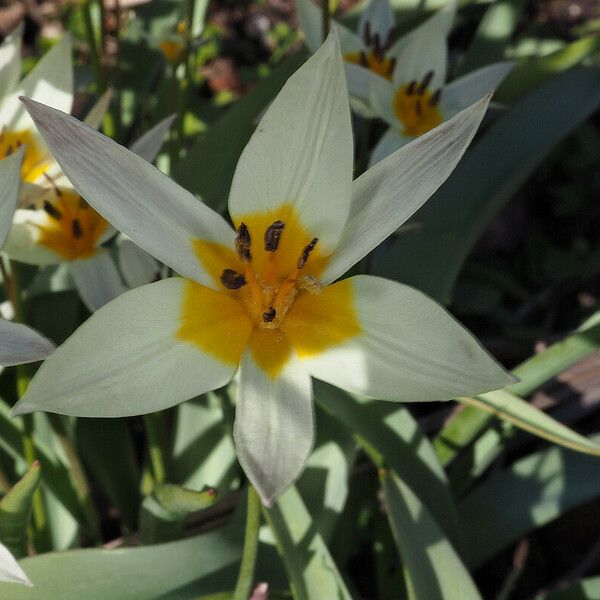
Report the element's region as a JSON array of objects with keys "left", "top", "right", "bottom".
[
  {"left": 177, "top": 205, "right": 361, "bottom": 378},
  {"left": 0, "top": 129, "right": 51, "bottom": 183},
  {"left": 159, "top": 39, "right": 185, "bottom": 66},
  {"left": 345, "top": 50, "right": 395, "bottom": 80},
  {"left": 393, "top": 72, "right": 443, "bottom": 137},
  {"left": 30, "top": 187, "right": 109, "bottom": 260}
]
